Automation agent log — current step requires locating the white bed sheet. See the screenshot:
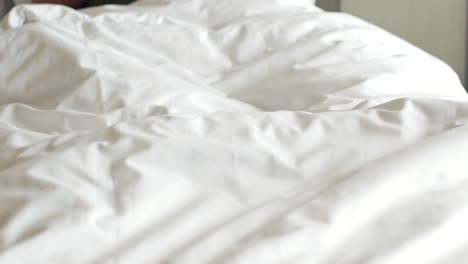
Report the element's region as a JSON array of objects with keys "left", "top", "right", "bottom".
[{"left": 1, "top": 0, "right": 468, "bottom": 263}]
